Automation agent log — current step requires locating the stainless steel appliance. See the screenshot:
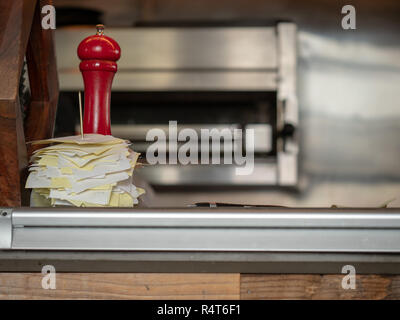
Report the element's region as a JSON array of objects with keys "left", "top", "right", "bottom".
[{"left": 56, "top": 23, "right": 298, "bottom": 187}]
